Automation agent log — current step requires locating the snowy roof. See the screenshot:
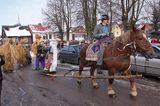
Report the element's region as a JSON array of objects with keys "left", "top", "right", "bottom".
[{"left": 4, "top": 26, "right": 31, "bottom": 37}]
